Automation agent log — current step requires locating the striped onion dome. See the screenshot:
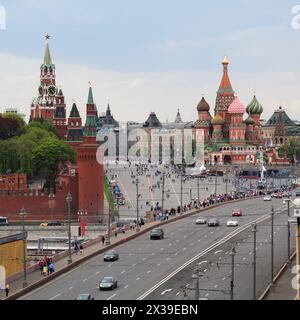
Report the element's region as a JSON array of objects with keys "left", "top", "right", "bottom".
[{"left": 246, "top": 95, "right": 263, "bottom": 115}]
